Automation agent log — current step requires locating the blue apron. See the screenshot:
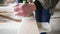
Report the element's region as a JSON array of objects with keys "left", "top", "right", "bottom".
[
  {"left": 34, "top": 0, "right": 51, "bottom": 23},
  {"left": 42, "top": 9, "right": 51, "bottom": 23}
]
